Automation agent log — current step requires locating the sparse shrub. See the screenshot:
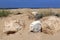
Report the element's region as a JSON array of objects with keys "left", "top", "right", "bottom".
[
  {"left": 54, "top": 13, "right": 60, "bottom": 17},
  {"left": 35, "top": 13, "right": 44, "bottom": 20},
  {"left": 42, "top": 11, "right": 54, "bottom": 16},
  {"left": 42, "top": 10, "right": 60, "bottom": 17},
  {"left": 35, "top": 10, "right": 59, "bottom": 20},
  {"left": 0, "top": 10, "right": 11, "bottom": 17}
]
